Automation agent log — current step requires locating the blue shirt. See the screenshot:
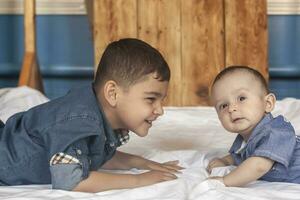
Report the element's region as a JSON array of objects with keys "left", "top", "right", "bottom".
[
  {"left": 229, "top": 113, "right": 300, "bottom": 183},
  {"left": 0, "top": 84, "right": 128, "bottom": 190}
]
